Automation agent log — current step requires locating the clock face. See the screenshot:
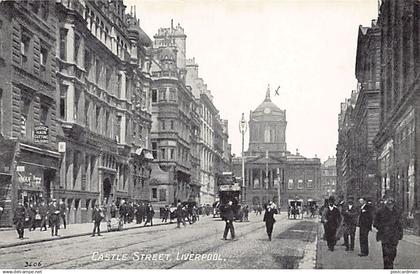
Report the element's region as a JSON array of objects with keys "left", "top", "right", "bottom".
[{"left": 264, "top": 108, "right": 271, "bottom": 114}]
